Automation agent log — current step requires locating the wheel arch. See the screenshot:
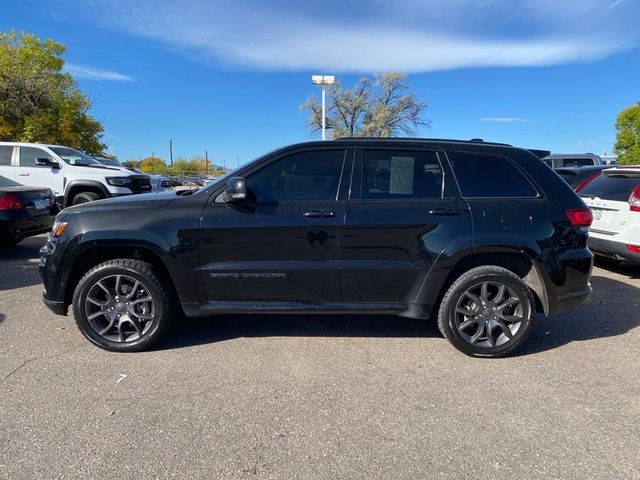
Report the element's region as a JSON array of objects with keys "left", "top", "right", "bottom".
[
  {"left": 64, "top": 181, "right": 110, "bottom": 207},
  {"left": 63, "top": 243, "right": 182, "bottom": 315},
  {"left": 418, "top": 247, "right": 549, "bottom": 318}
]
